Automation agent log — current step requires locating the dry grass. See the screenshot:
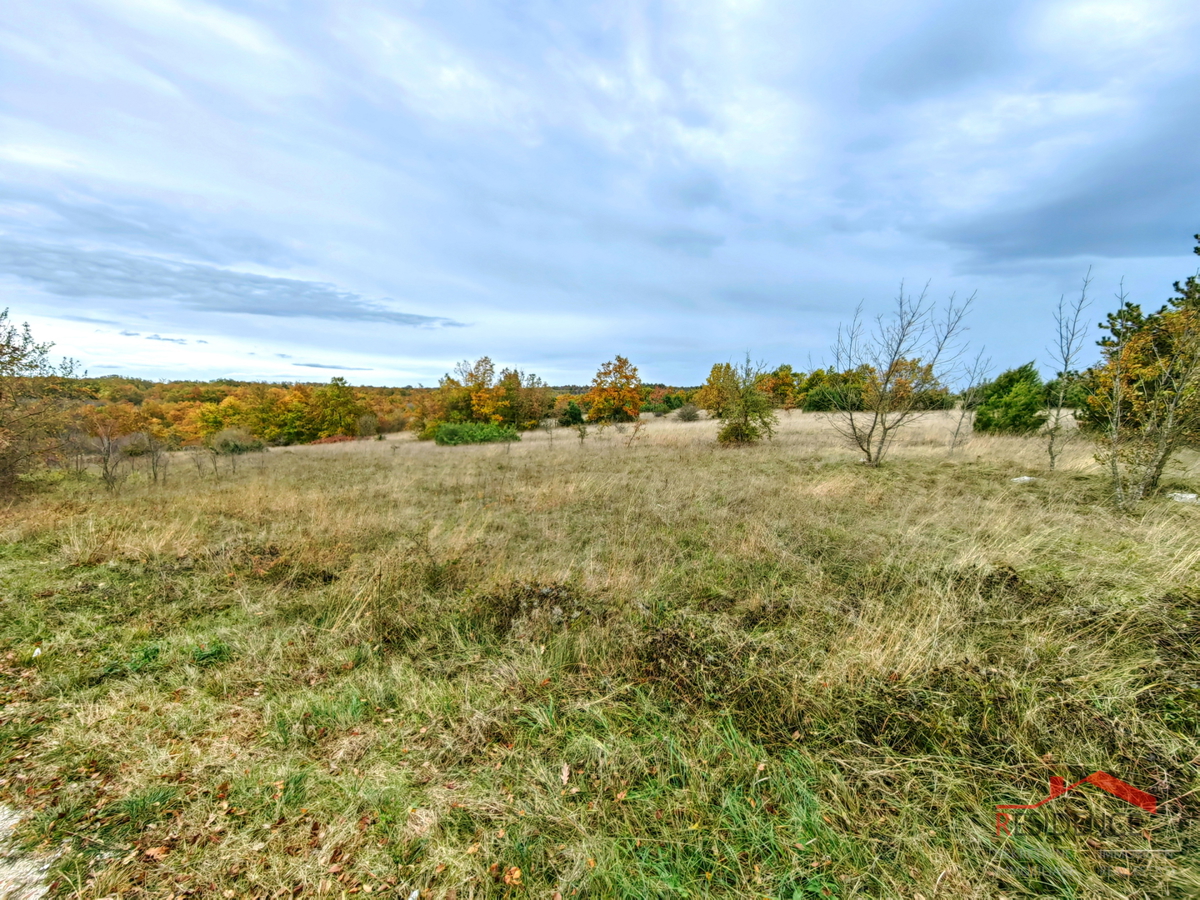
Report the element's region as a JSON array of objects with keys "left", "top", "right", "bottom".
[{"left": 1, "top": 411, "right": 1198, "bottom": 898}]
